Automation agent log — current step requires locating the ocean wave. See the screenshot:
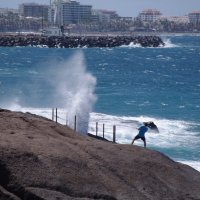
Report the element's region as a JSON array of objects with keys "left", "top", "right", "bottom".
[
  {"left": 7, "top": 106, "right": 199, "bottom": 147},
  {"left": 120, "top": 39, "right": 179, "bottom": 49},
  {"left": 161, "top": 38, "right": 179, "bottom": 48},
  {"left": 120, "top": 42, "right": 142, "bottom": 48}
]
